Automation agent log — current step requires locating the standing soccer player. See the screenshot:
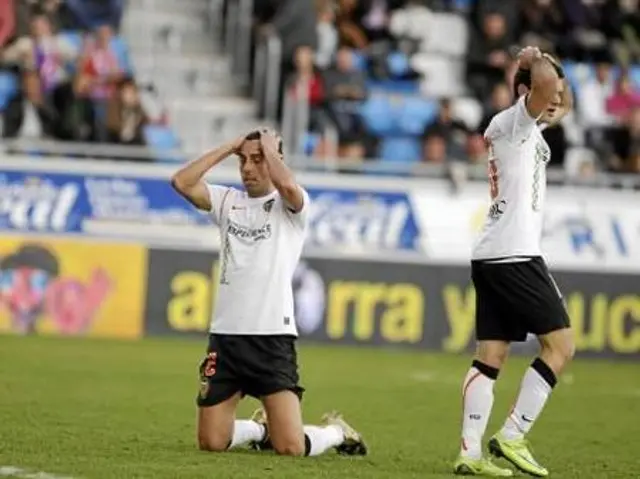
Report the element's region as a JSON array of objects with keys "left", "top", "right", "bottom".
[
  {"left": 453, "top": 47, "right": 575, "bottom": 477},
  {"left": 171, "top": 129, "right": 367, "bottom": 457}
]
